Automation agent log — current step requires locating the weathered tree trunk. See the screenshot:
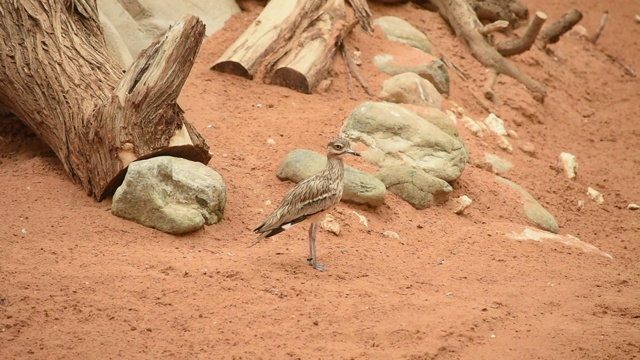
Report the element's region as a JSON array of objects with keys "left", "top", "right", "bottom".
[{"left": 0, "top": 1, "right": 210, "bottom": 200}]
